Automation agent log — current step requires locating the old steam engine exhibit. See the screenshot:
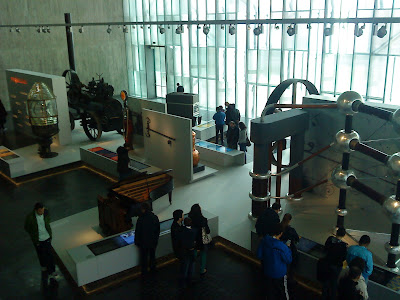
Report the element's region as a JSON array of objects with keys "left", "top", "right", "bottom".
[{"left": 1, "top": 2, "right": 400, "bottom": 299}]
